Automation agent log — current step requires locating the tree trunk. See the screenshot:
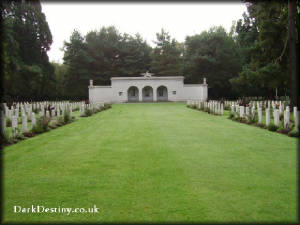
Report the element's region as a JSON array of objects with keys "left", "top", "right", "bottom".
[{"left": 288, "top": 0, "right": 299, "bottom": 107}]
